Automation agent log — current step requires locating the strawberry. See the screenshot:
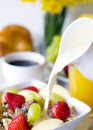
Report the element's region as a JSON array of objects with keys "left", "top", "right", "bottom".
[
  {"left": 8, "top": 114, "right": 30, "bottom": 130},
  {"left": 51, "top": 101, "right": 70, "bottom": 120},
  {"left": 23, "top": 86, "right": 39, "bottom": 93},
  {"left": 5, "top": 92, "right": 25, "bottom": 111}
]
